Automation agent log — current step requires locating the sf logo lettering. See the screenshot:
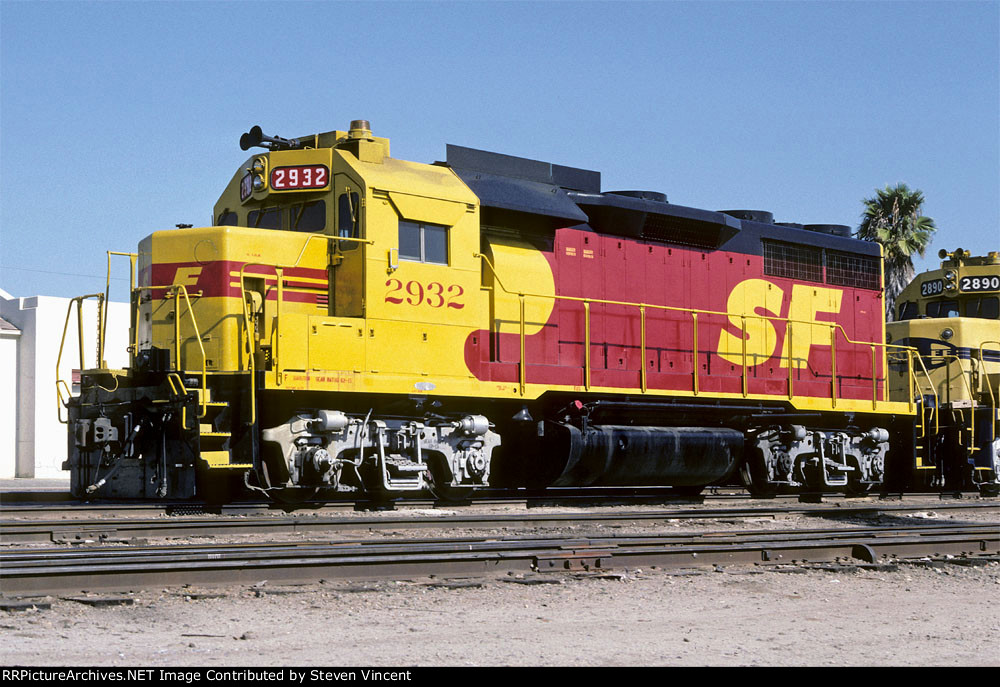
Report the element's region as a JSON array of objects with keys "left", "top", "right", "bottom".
[
  {"left": 716, "top": 279, "right": 844, "bottom": 369},
  {"left": 173, "top": 266, "right": 203, "bottom": 287}
]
